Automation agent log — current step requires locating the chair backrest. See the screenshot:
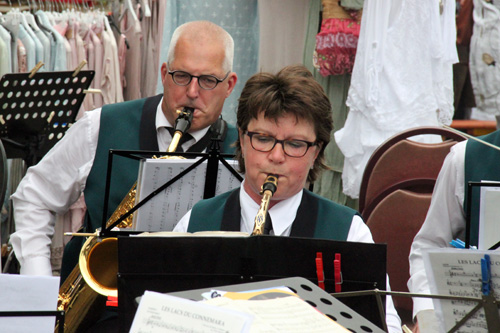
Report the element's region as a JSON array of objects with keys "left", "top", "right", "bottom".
[
  {"left": 359, "top": 126, "right": 466, "bottom": 219},
  {"left": 359, "top": 126, "right": 466, "bottom": 318},
  {"left": 365, "top": 189, "right": 432, "bottom": 312}
]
